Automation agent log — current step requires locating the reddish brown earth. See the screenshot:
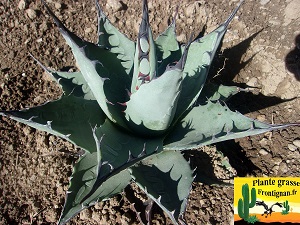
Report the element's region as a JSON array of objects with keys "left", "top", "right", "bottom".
[{"left": 0, "top": 0, "right": 299, "bottom": 224}]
